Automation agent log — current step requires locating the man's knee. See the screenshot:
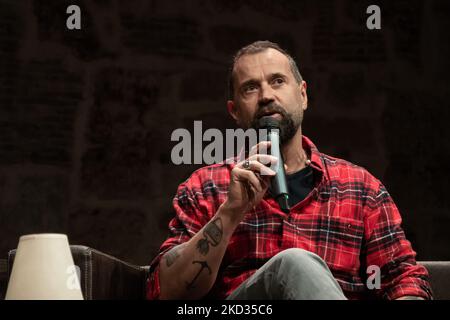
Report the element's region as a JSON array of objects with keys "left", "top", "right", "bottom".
[{"left": 269, "top": 248, "right": 325, "bottom": 273}]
